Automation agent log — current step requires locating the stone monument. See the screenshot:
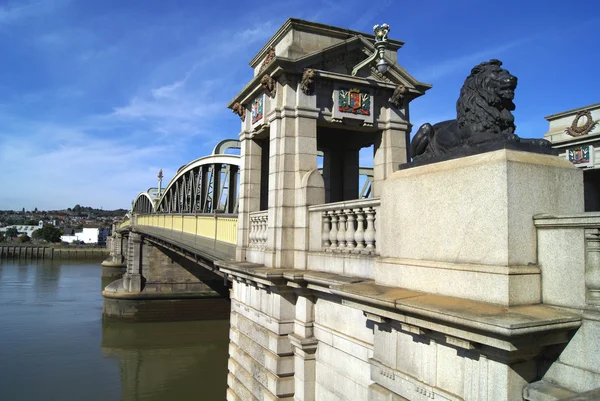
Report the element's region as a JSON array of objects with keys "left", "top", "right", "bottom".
[{"left": 409, "top": 59, "right": 554, "bottom": 165}]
